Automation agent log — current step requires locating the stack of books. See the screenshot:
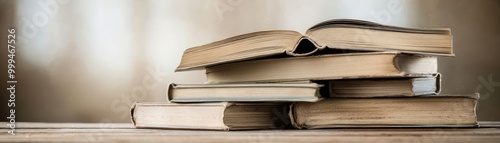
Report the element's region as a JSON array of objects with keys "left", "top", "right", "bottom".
[{"left": 130, "top": 19, "right": 478, "bottom": 130}]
